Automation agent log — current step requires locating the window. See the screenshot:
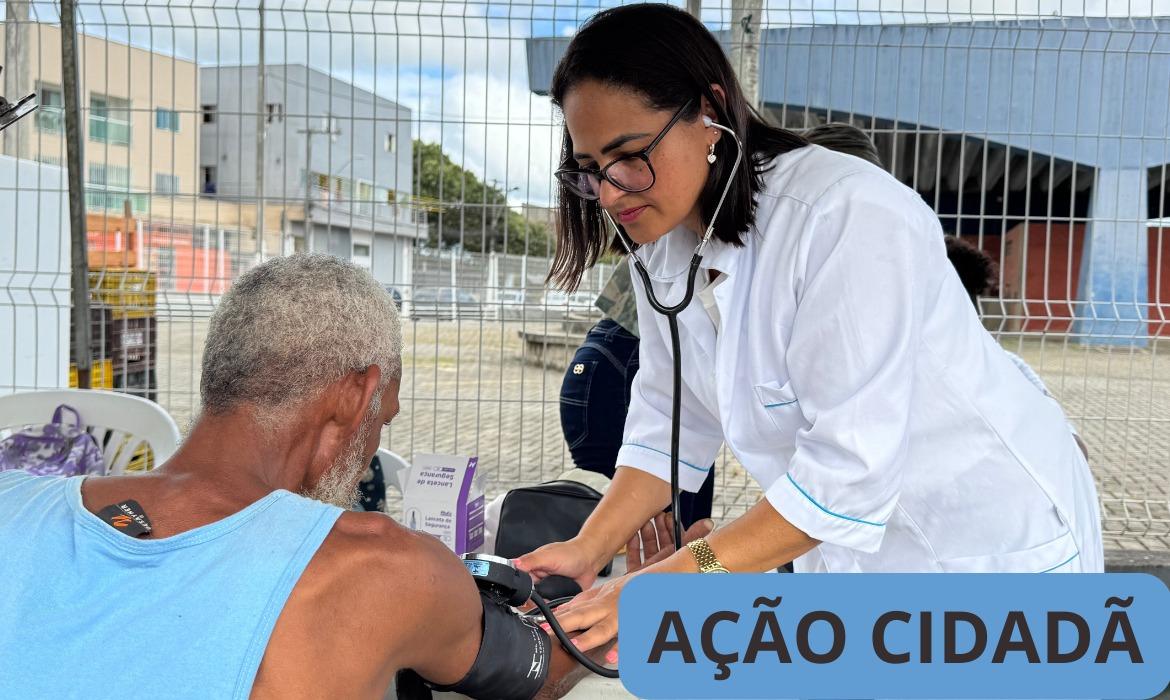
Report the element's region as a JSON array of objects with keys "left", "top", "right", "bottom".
[
  {"left": 89, "top": 94, "right": 131, "bottom": 145},
  {"left": 155, "top": 173, "right": 180, "bottom": 194},
  {"left": 155, "top": 108, "right": 180, "bottom": 132},
  {"left": 356, "top": 181, "right": 374, "bottom": 216},
  {"left": 36, "top": 83, "right": 64, "bottom": 133},
  {"left": 86, "top": 162, "right": 138, "bottom": 212},
  {"left": 88, "top": 162, "right": 130, "bottom": 188},
  {"left": 36, "top": 154, "right": 63, "bottom": 167},
  {"left": 201, "top": 105, "right": 216, "bottom": 124},
  {"left": 266, "top": 103, "right": 283, "bottom": 123},
  {"left": 351, "top": 236, "right": 372, "bottom": 271},
  {"left": 384, "top": 133, "right": 396, "bottom": 153},
  {"left": 201, "top": 166, "right": 217, "bottom": 194},
  {"left": 155, "top": 248, "right": 176, "bottom": 280}
]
